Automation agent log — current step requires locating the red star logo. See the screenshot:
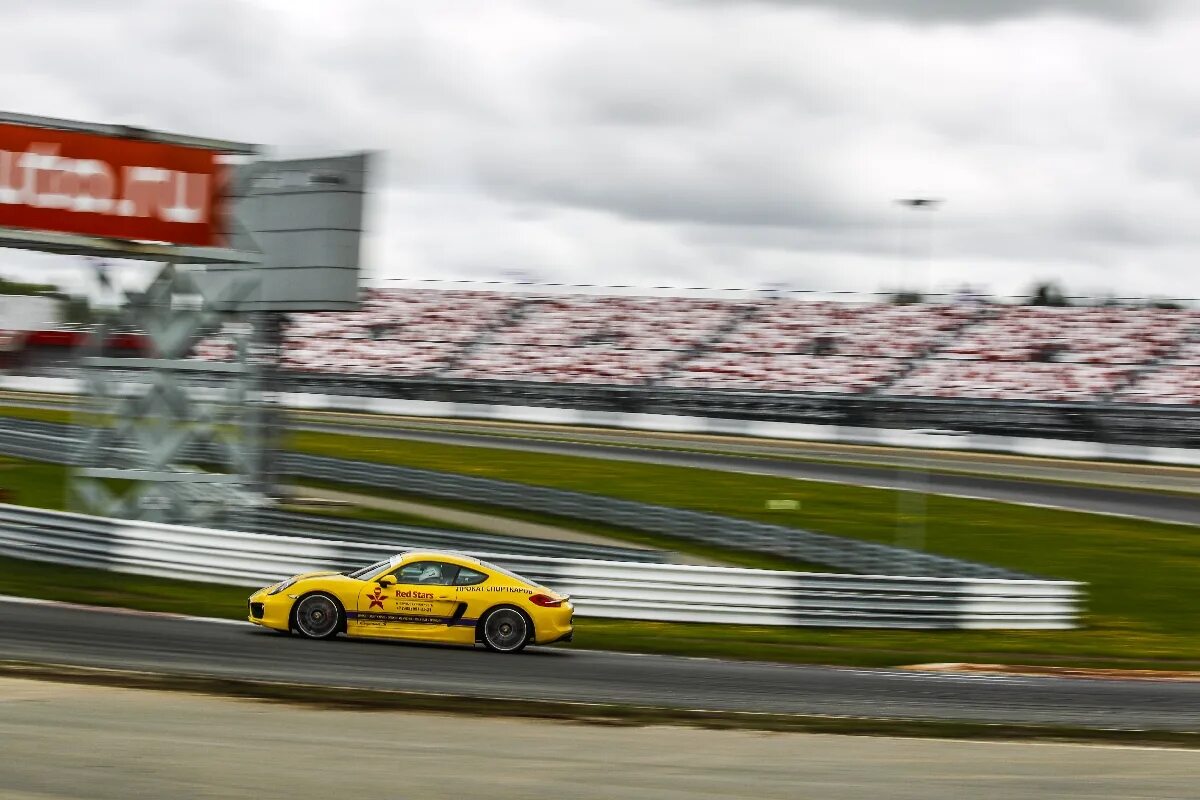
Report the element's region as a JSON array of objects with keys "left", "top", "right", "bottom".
[{"left": 367, "top": 587, "right": 386, "bottom": 610}]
